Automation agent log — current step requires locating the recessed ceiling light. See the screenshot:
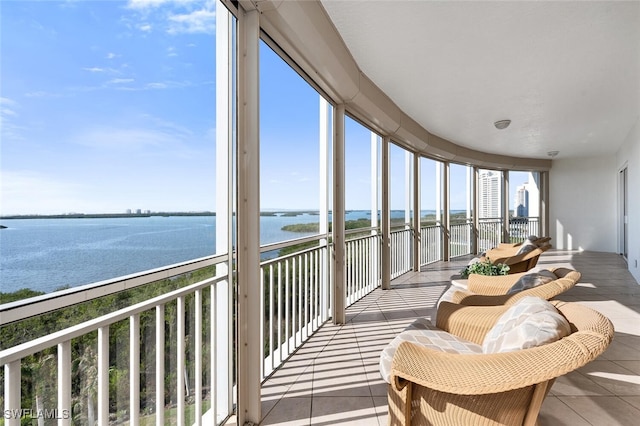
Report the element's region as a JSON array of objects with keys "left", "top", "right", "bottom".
[
  {"left": 494, "top": 119, "right": 511, "bottom": 130},
  {"left": 547, "top": 151, "right": 559, "bottom": 158}
]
